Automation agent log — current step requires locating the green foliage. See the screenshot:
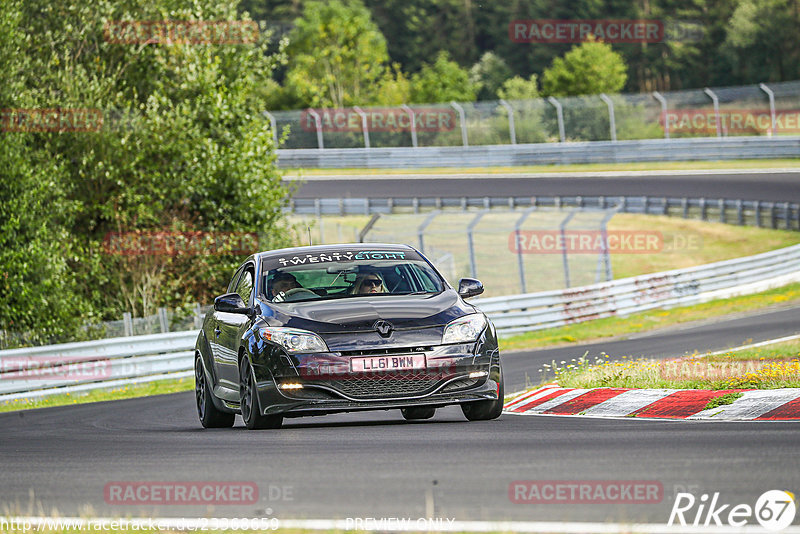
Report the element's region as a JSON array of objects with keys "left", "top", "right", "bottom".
[
  {"left": 470, "top": 52, "right": 512, "bottom": 100},
  {"left": 542, "top": 38, "right": 628, "bottom": 97},
  {"left": 726, "top": 0, "right": 800, "bottom": 82},
  {"left": 498, "top": 74, "right": 539, "bottom": 101},
  {"left": 285, "top": 0, "right": 390, "bottom": 108},
  {"left": 1, "top": 0, "right": 293, "bottom": 345},
  {"left": 410, "top": 51, "right": 476, "bottom": 104}
]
